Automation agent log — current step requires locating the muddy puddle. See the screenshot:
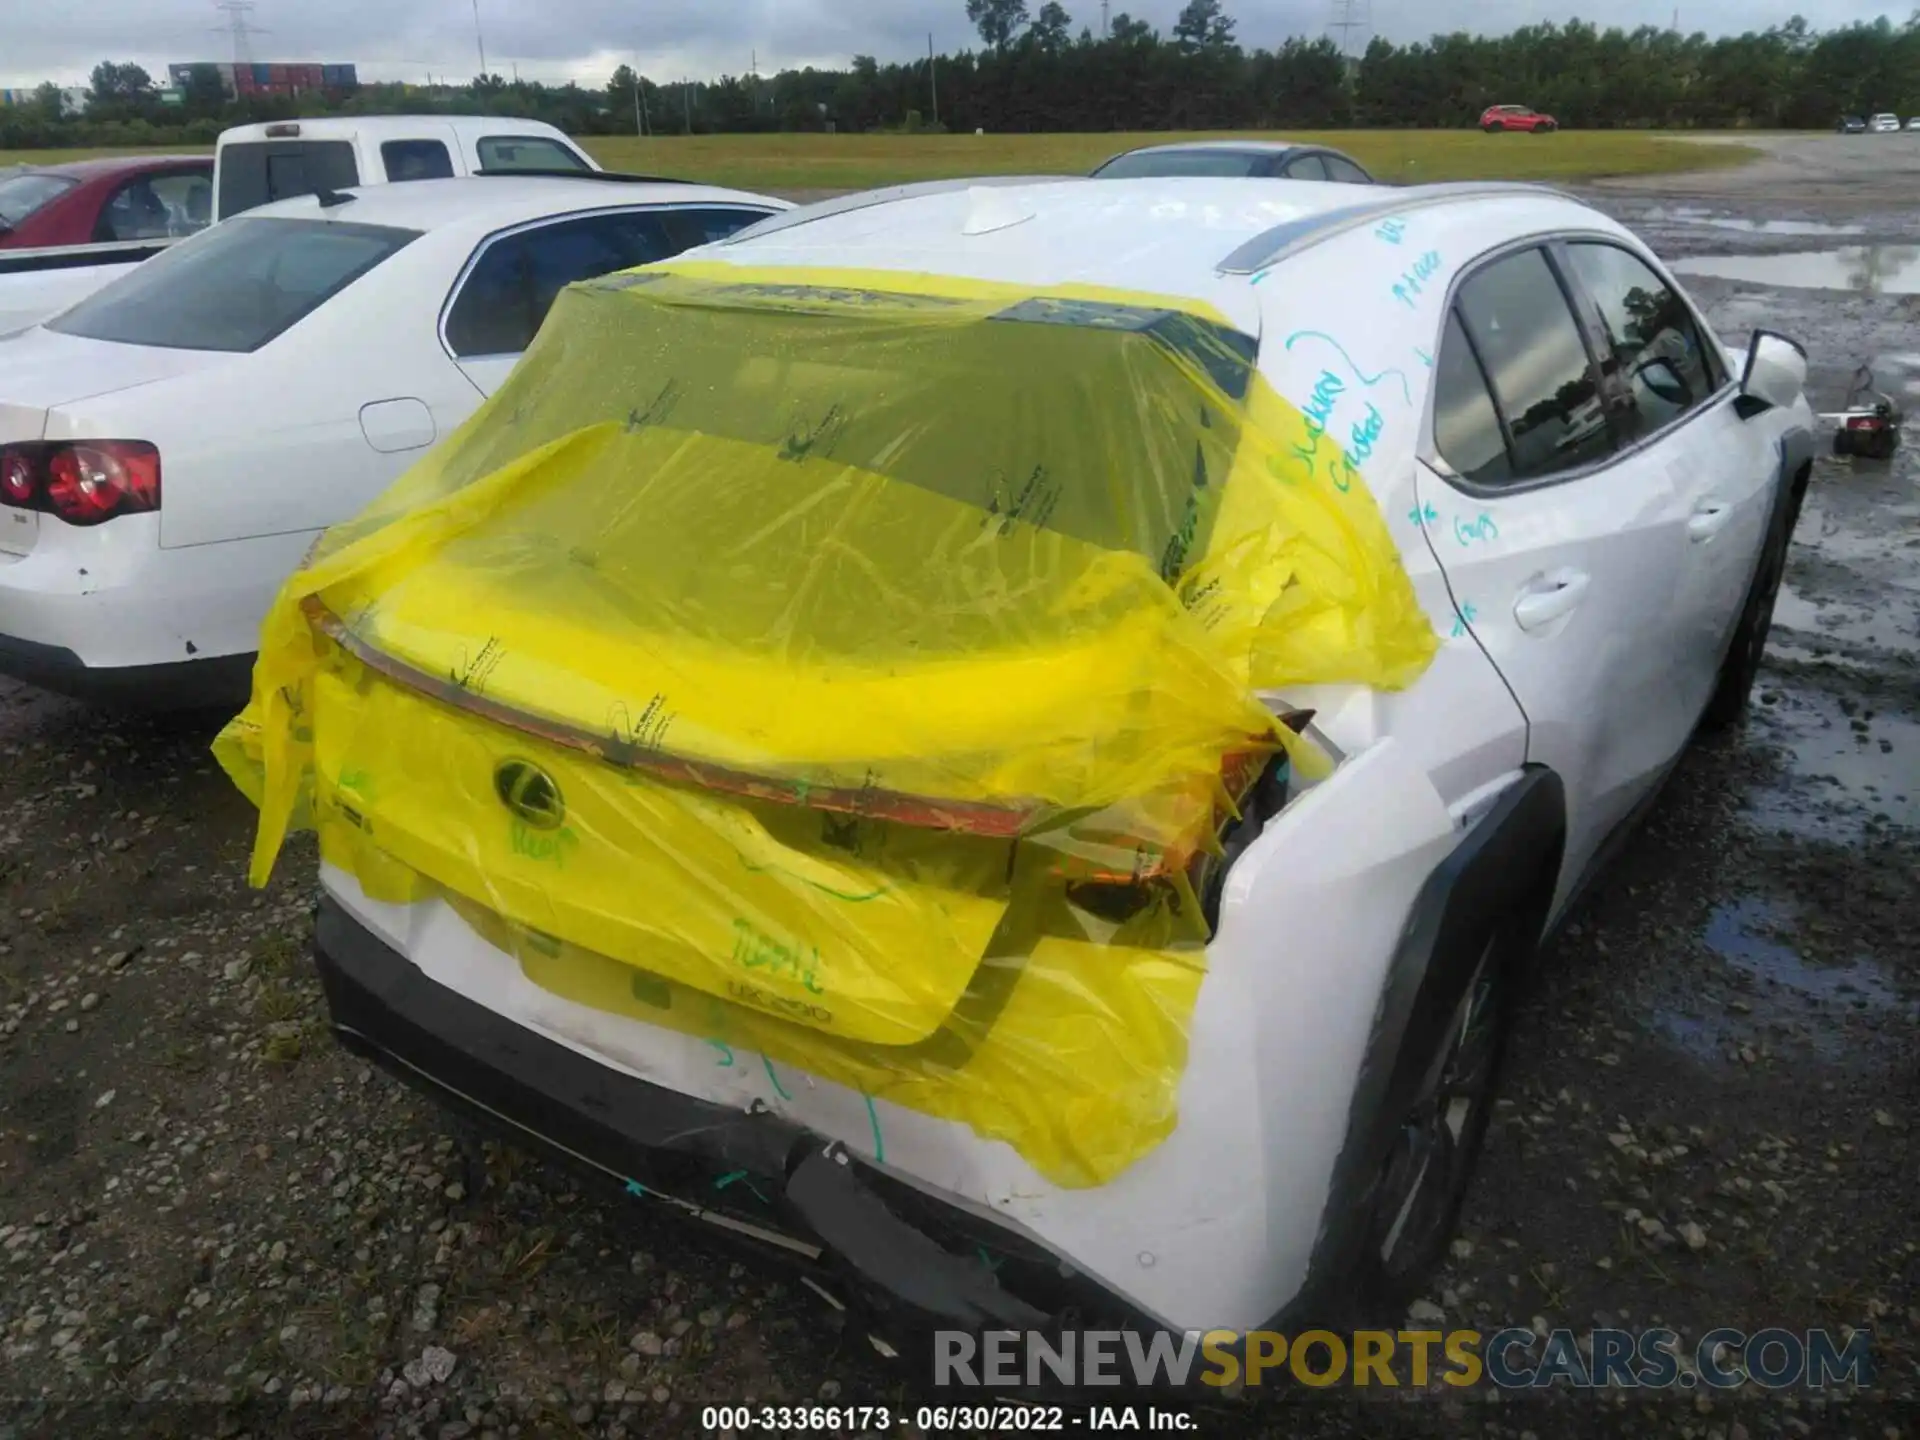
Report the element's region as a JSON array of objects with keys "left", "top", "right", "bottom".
[
  {"left": 1653, "top": 895, "right": 1916, "bottom": 1062},
  {"left": 1670, "top": 245, "right": 1920, "bottom": 294},
  {"left": 1639, "top": 205, "right": 1867, "bottom": 238},
  {"left": 1772, "top": 581, "right": 1919, "bottom": 658},
  {"left": 1741, "top": 680, "right": 1919, "bottom": 839}
]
